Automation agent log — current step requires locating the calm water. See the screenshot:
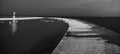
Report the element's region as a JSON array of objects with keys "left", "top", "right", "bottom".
[{"left": 0, "top": 19, "right": 69, "bottom": 54}]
